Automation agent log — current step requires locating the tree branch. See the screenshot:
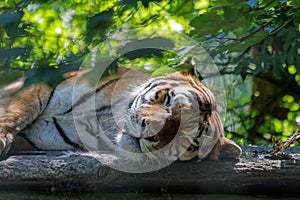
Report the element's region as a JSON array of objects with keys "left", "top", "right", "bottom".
[{"left": 1, "top": 148, "right": 300, "bottom": 195}]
